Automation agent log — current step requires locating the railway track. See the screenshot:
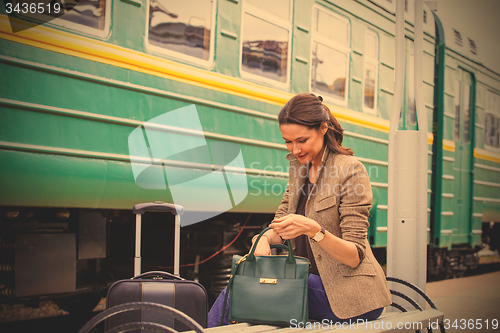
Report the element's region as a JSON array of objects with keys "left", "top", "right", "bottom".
[
  {"left": 0, "top": 311, "right": 103, "bottom": 333},
  {"left": 0, "top": 299, "right": 105, "bottom": 333}
]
